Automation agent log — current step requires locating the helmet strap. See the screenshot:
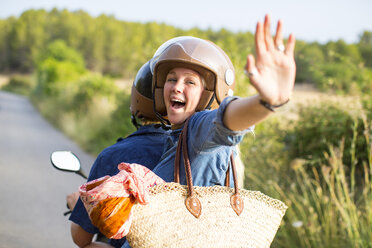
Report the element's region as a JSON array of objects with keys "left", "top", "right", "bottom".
[
  {"left": 195, "top": 90, "right": 215, "bottom": 111},
  {"left": 153, "top": 86, "right": 171, "bottom": 129},
  {"left": 131, "top": 113, "right": 142, "bottom": 130},
  {"left": 205, "top": 93, "right": 215, "bottom": 110}
]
